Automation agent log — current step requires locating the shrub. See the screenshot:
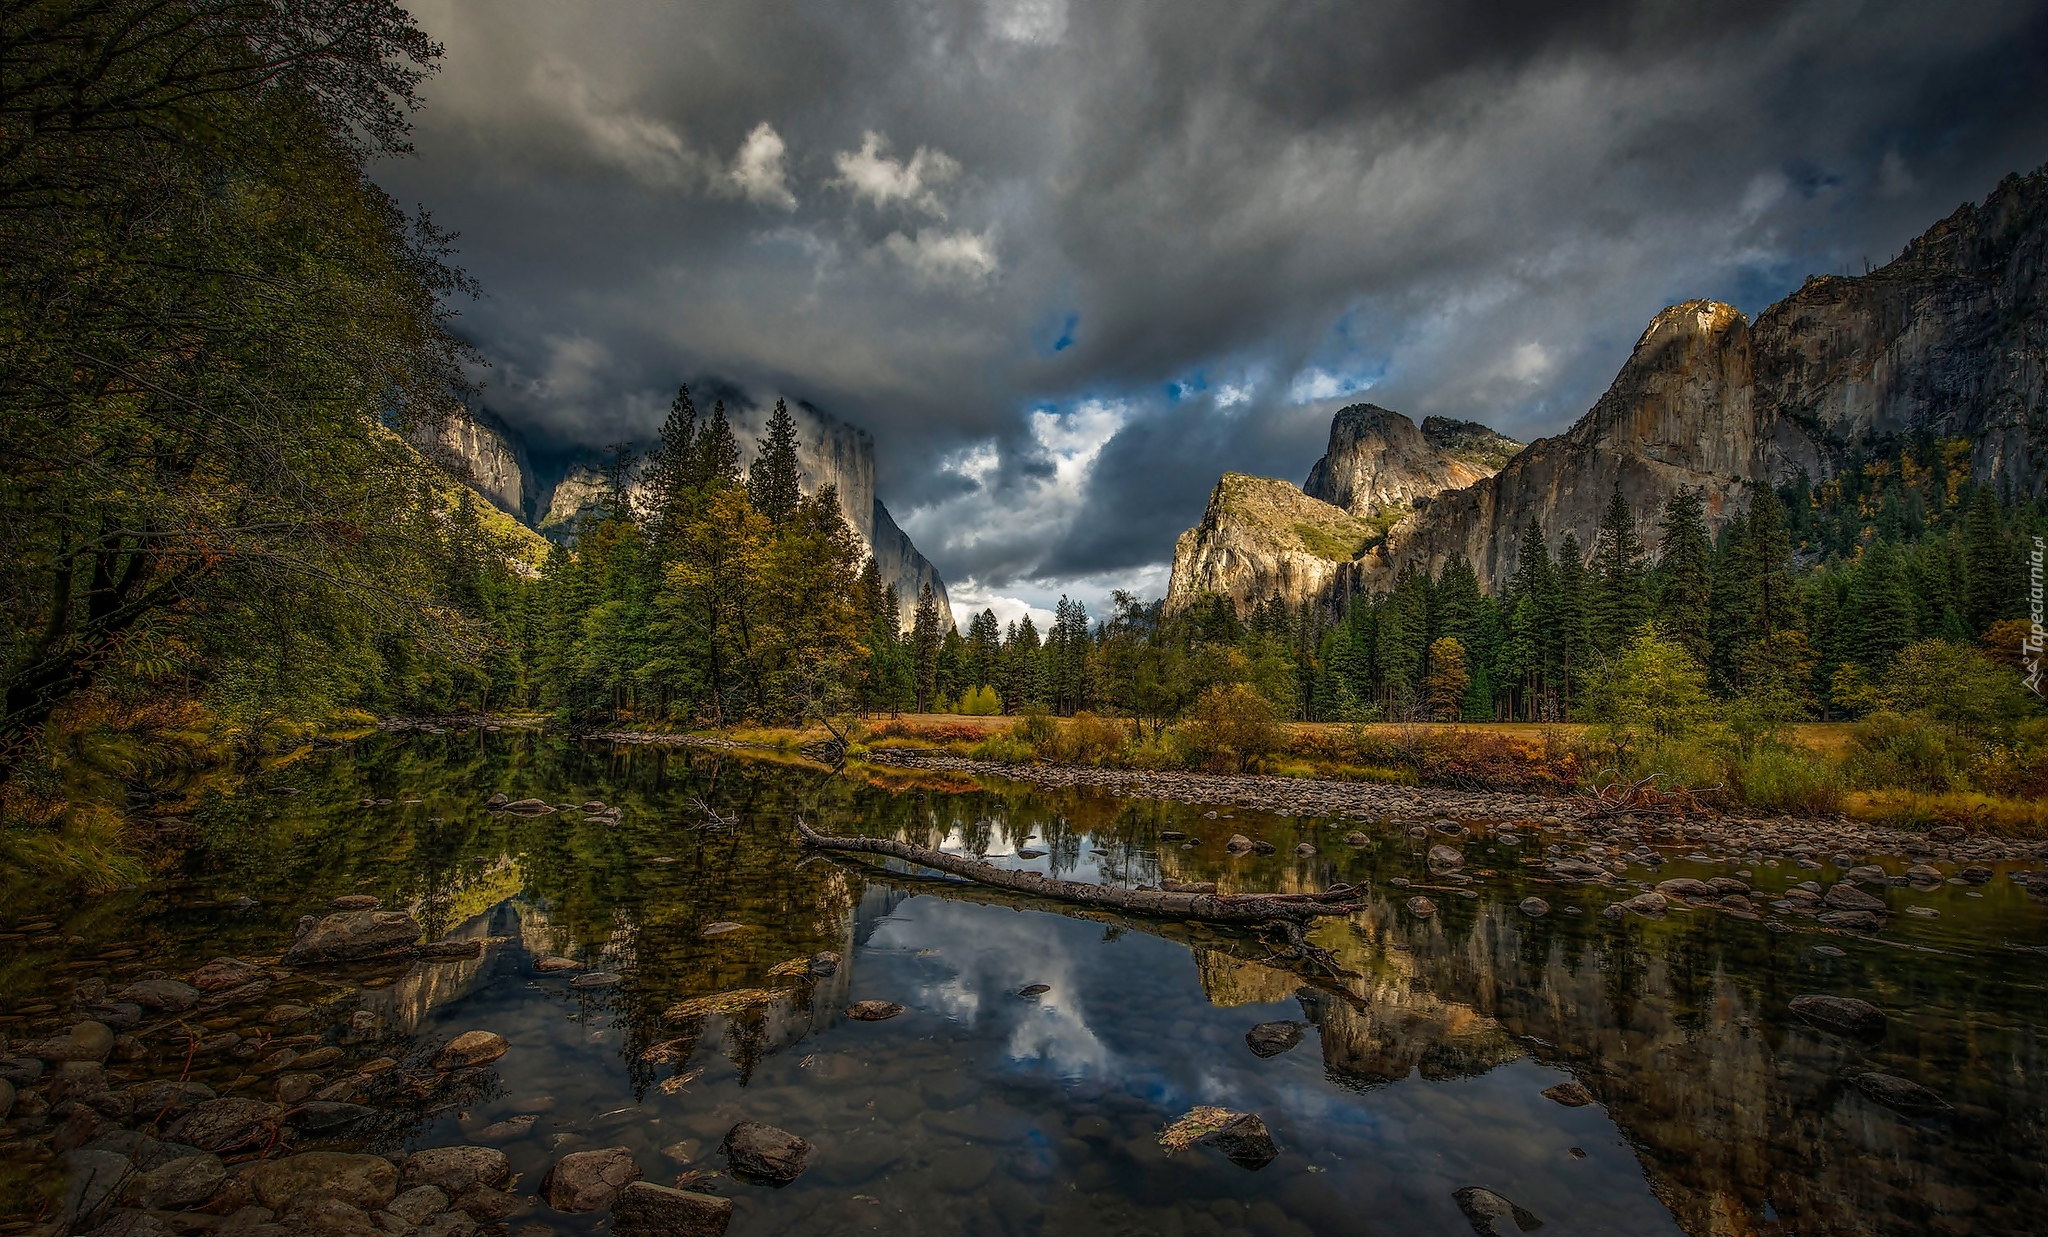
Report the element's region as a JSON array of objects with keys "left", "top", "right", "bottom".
[
  {"left": 958, "top": 685, "right": 1003, "bottom": 716},
  {"left": 1845, "top": 711, "right": 1971, "bottom": 793},
  {"left": 1734, "top": 744, "right": 1843, "bottom": 814},
  {"left": 1054, "top": 711, "right": 1129, "bottom": 765},
  {"left": 1013, "top": 706, "right": 1058, "bottom": 748},
  {"left": 968, "top": 734, "right": 1034, "bottom": 763},
  {"left": 1180, "top": 684, "right": 1281, "bottom": 772}
]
